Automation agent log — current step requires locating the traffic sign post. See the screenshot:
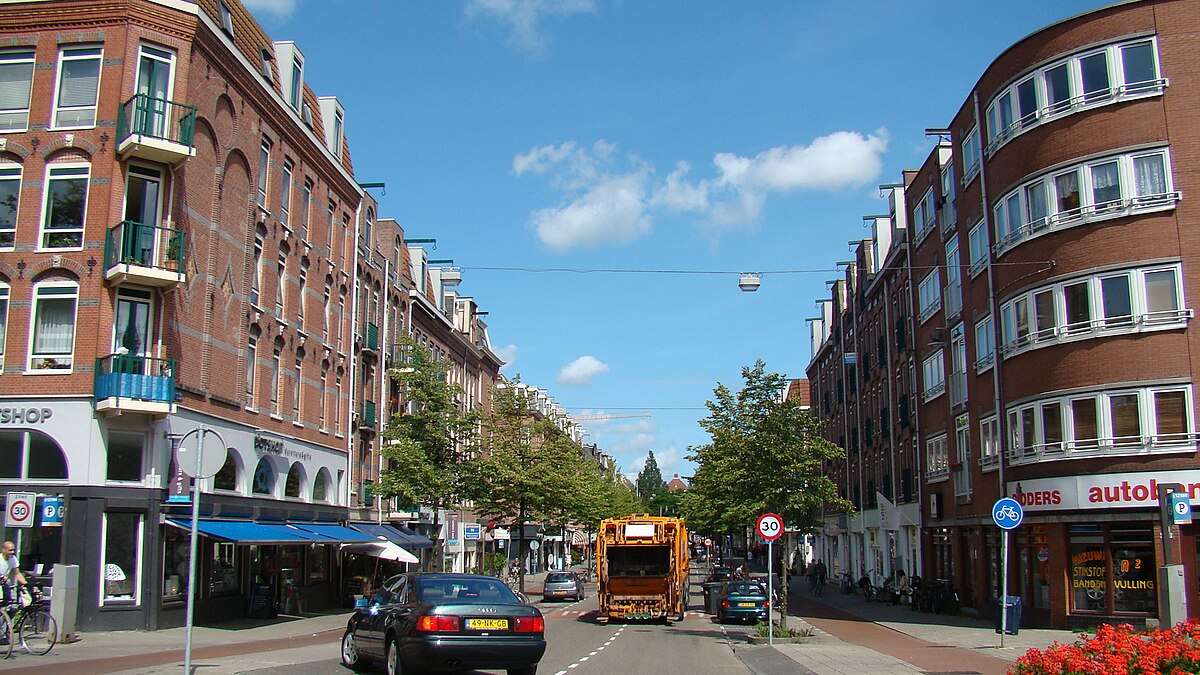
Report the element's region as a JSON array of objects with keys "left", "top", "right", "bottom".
[
  {"left": 5, "top": 492, "right": 35, "bottom": 528},
  {"left": 992, "top": 498, "right": 1024, "bottom": 647},
  {"left": 756, "top": 514, "right": 782, "bottom": 646}
]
